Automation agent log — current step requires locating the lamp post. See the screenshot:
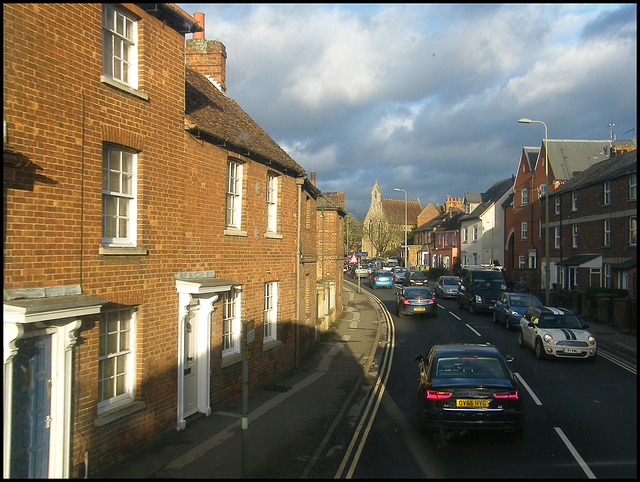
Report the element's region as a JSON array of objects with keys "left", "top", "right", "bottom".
[
  {"left": 518, "top": 118, "right": 550, "bottom": 305},
  {"left": 394, "top": 188, "right": 409, "bottom": 270}
]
